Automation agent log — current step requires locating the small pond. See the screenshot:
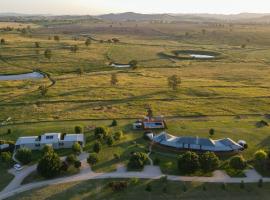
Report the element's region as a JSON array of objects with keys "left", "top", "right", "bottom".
[
  {"left": 110, "top": 63, "right": 131, "bottom": 68},
  {"left": 190, "top": 54, "right": 215, "bottom": 59},
  {"left": 0, "top": 72, "right": 44, "bottom": 81}
]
